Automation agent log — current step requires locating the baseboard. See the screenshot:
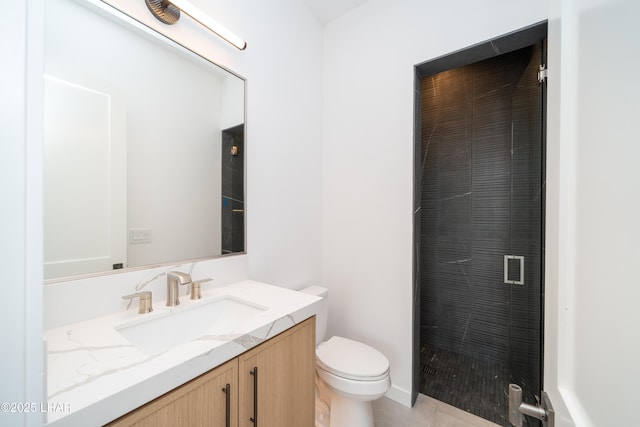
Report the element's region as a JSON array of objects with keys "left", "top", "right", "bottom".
[{"left": 384, "top": 384, "right": 412, "bottom": 407}]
